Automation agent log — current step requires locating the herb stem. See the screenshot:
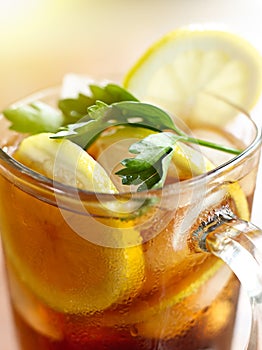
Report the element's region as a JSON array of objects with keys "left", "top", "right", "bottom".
[
  {"left": 181, "top": 135, "right": 242, "bottom": 155},
  {"left": 168, "top": 125, "right": 242, "bottom": 156}
]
